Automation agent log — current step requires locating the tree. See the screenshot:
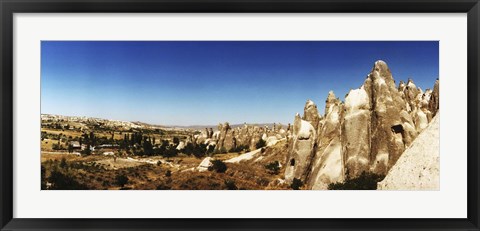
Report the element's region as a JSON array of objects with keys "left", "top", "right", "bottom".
[
  {"left": 129, "top": 134, "right": 134, "bottom": 146},
  {"left": 173, "top": 137, "right": 180, "bottom": 145},
  {"left": 264, "top": 161, "right": 280, "bottom": 175},
  {"left": 67, "top": 144, "right": 74, "bottom": 153},
  {"left": 89, "top": 131, "right": 96, "bottom": 147},
  {"left": 60, "top": 157, "right": 68, "bottom": 169},
  {"left": 143, "top": 136, "right": 154, "bottom": 156},
  {"left": 207, "top": 145, "right": 215, "bottom": 154},
  {"left": 52, "top": 141, "right": 64, "bottom": 150},
  {"left": 81, "top": 147, "right": 91, "bottom": 155},
  {"left": 209, "top": 160, "right": 227, "bottom": 173},
  {"left": 256, "top": 139, "right": 266, "bottom": 149}
]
